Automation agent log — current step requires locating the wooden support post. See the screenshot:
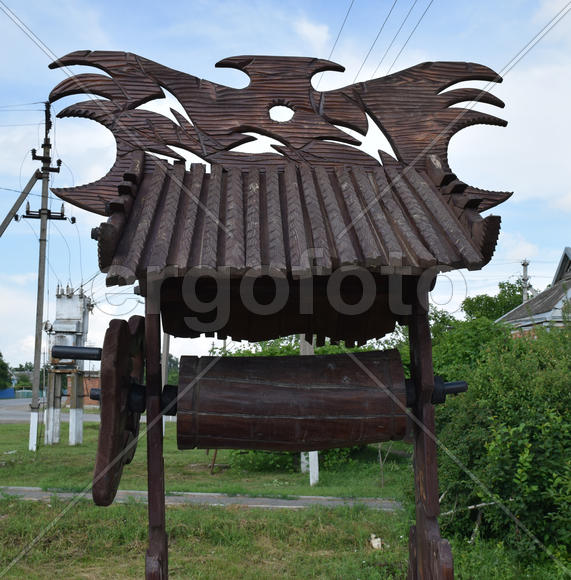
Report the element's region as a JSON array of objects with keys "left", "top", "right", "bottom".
[
  {"left": 407, "top": 293, "right": 453, "bottom": 580},
  {"left": 145, "top": 306, "right": 168, "bottom": 579}
]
